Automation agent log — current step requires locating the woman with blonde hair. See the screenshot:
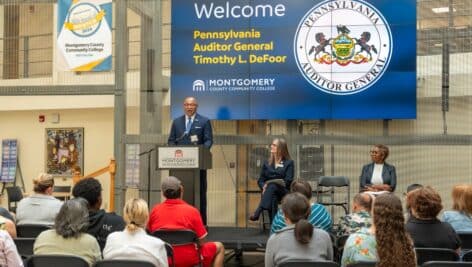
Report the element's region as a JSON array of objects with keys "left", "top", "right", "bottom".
[
  {"left": 443, "top": 184, "right": 472, "bottom": 232},
  {"left": 16, "top": 173, "right": 62, "bottom": 226},
  {"left": 103, "top": 198, "right": 168, "bottom": 267},
  {"left": 342, "top": 193, "right": 416, "bottom": 267}
]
